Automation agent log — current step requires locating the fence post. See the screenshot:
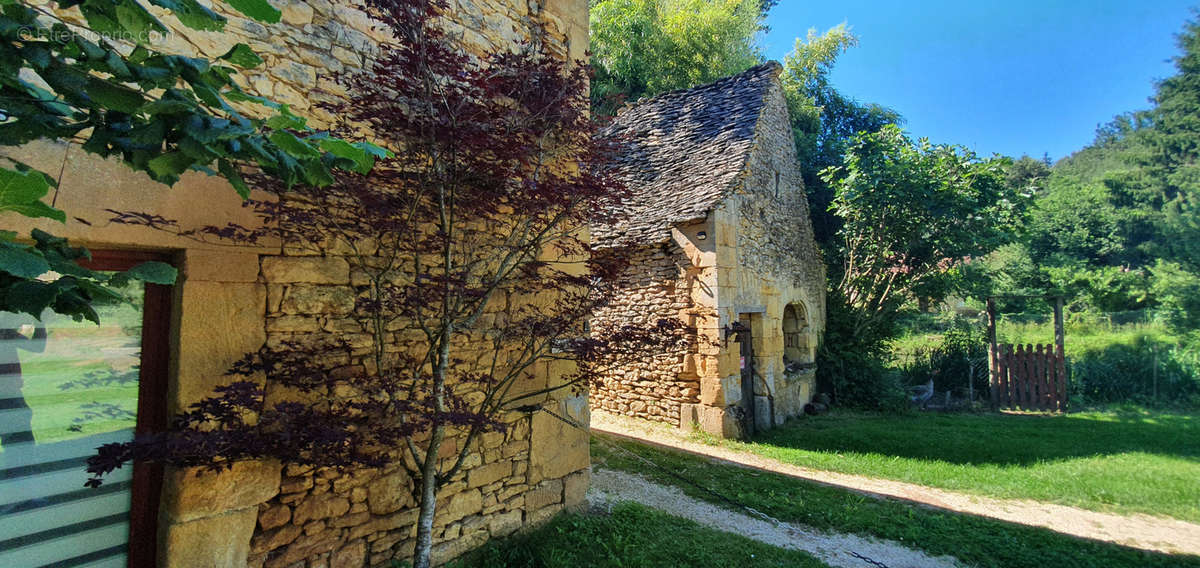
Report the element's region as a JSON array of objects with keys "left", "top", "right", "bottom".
[
  {"left": 1053, "top": 298, "right": 1066, "bottom": 412},
  {"left": 1034, "top": 344, "right": 1043, "bottom": 411},
  {"left": 987, "top": 298, "right": 998, "bottom": 406},
  {"left": 1008, "top": 344, "right": 1018, "bottom": 409},
  {"left": 1153, "top": 346, "right": 1159, "bottom": 403},
  {"left": 1017, "top": 344, "right": 1028, "bottom": 409},
  {"left": 1056, "top": 344, "right": 1067, "bottom": 411}
]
